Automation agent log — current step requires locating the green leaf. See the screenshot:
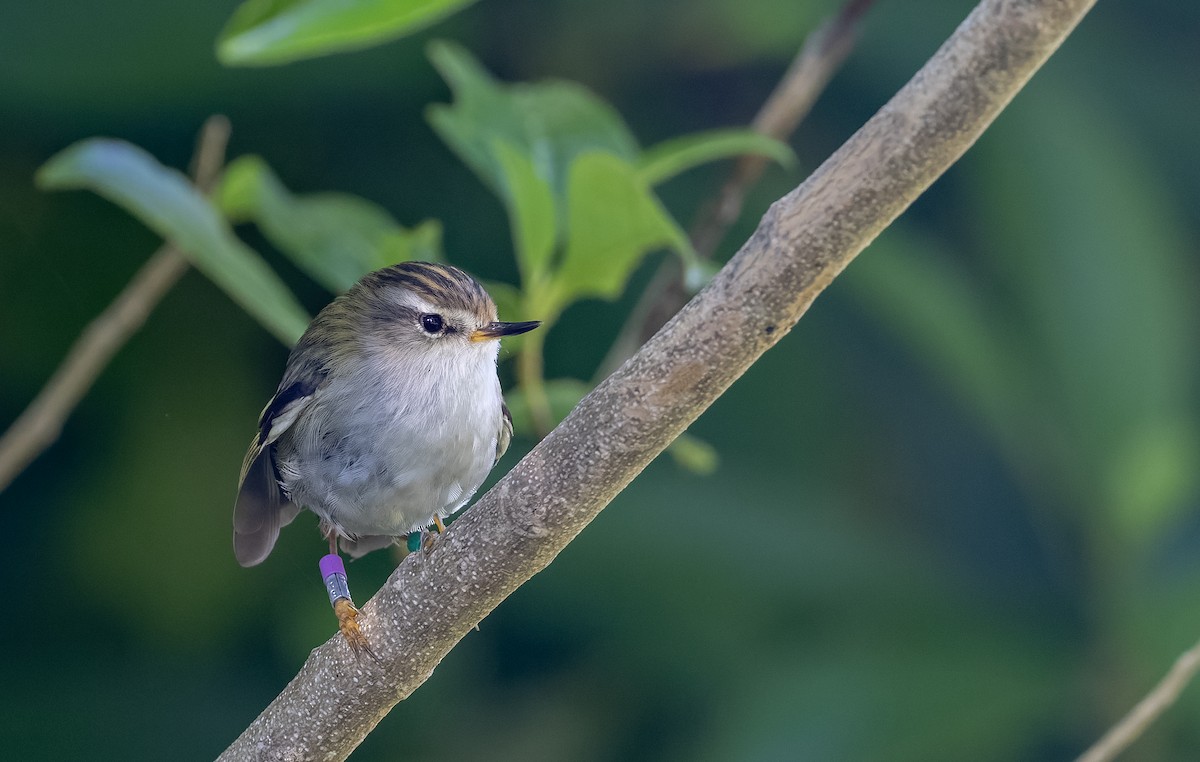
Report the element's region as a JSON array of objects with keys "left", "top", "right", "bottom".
[
  {"left": 1107, "top": 419, "right": 1200, "bottom": 544},
  {"left": 637, "top": 128, "right": 795, "bottom": 187},
  {"left": 554, "top": 151, "right": 690, "bottom": 308},
  {"left": 216, "top": 155, "right": 442, "bottom": 293},
  {"left": 217, "top": 0, "right": 478, "bottom": 66},
  {"left": 667, "top": 433, "right": 719, "bottom": 475},
  {"left": 430, "top": 43, "right": 754, "bottom": 307},
  {"left": 492, "top": 141, "right": 557, "bottom": 285},
  {"left": 426, "top": 40, "right": 639, "bottom": 207},
  {"left": 37, "top": 139, "right": 309, "bottom": 345},
  {"left": 504, "top": 378, "right": 590, "bottom": 433}
]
